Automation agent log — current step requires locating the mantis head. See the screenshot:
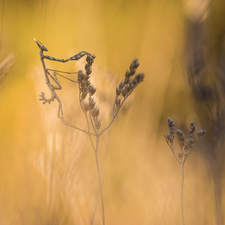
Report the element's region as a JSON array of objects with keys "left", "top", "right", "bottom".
[{"left": 34, "top": 38, "right": 48, "bottom": 51}]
